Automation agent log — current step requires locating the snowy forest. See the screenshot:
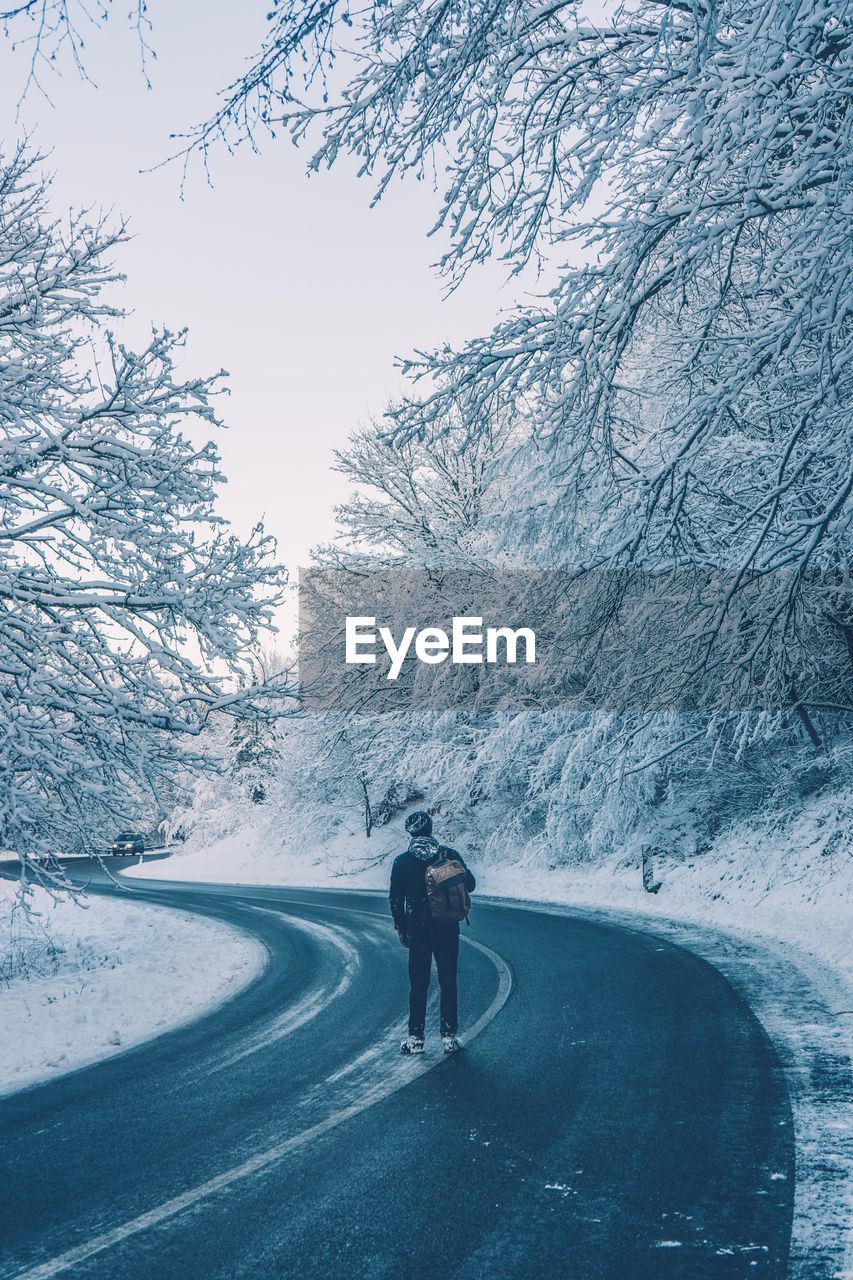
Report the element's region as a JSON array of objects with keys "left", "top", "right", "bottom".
[{"left": 2, "top": 0, "right": 852, "bottom": 891}]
